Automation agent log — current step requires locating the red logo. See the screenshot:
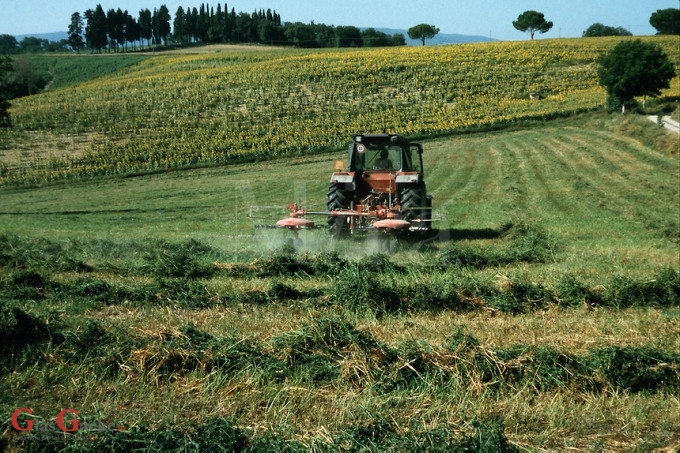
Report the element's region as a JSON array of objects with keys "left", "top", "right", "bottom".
[
  {"left": 11, "top": 408, "right": 34, "bottom": 431},
  {"left": 56, "top": 408, "right": 79, "bottom": 432},
  {"left": 11, "top": 408, "right": 124, "bottom": 433}
]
